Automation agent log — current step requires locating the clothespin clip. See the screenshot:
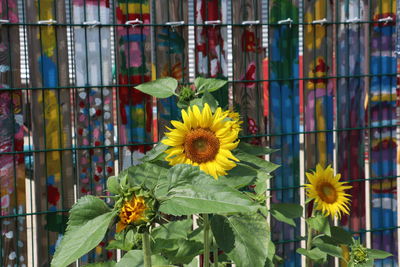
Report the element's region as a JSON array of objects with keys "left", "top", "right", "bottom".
[
  {"left": 125, "top": 18, "right": 143, "bottom": 27},
  {"left": 242, "top": 20, "right": 260, "bottom": 28},
  {"left": 38, "top": 19, "right": 57, "bottom": 25},
  {"left": 378, "top": 16, "right": 393, "bottom": 24},
  {"left": 278, "top": 18, "right": 293, "bottom": 28},
  {"left": 165, "top": 21, "right": 184, "bottom": 31},
  {"left": 205, "top": 20, "right": 221, "bottom": 28},
  {"left": 312, "top": 18, "right": 327, "bottom": 25},
  {"left": 346, "top": 17, "right": 360, "bottom": 24},
  {"left": 83, "top": 20, "right": 101, "bottom": 28}
]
